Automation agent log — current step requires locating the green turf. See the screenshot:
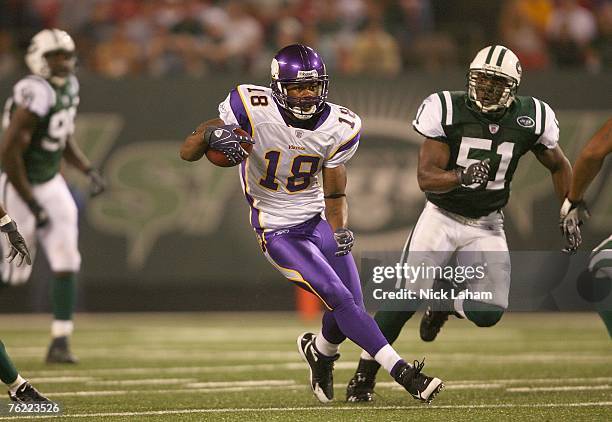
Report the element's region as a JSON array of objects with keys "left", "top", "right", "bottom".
[{"left": 0, "top": 312, "right": 610, "bottom": 421}]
